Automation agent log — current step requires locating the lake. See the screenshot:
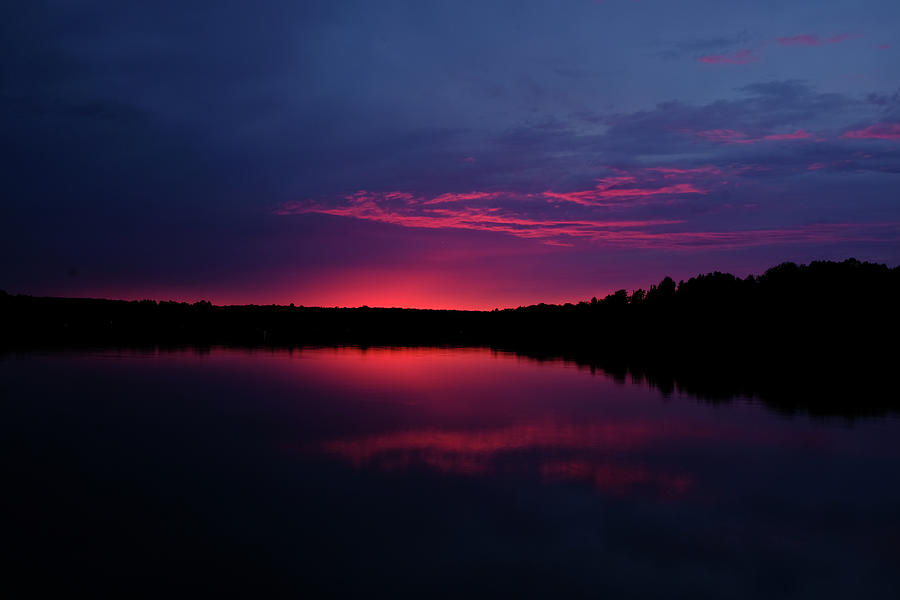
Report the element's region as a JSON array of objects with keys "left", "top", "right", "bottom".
[{"left": 3, "top": 346, "right": 899, "bottom": 597}]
